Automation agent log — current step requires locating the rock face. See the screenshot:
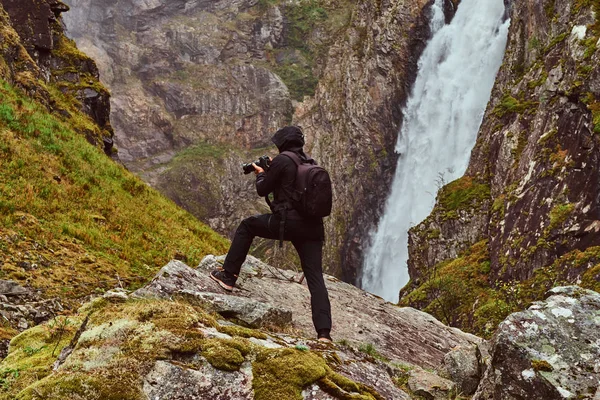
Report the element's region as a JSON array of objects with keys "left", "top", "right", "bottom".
[
  {"left": 0, "top": 0, "right": 113, "bottom": 152},
  {"left": 474, "top": 286, "right": 600, "bottom": 400},
  {"left": 61, "top": 0, "right": 298, "bottom": 238},
  {"left": 61, "top": 0, "right": 449, "bottom": 281},
  {"left": 403, "top": 0, "right": 600, "bottom": 334}
]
